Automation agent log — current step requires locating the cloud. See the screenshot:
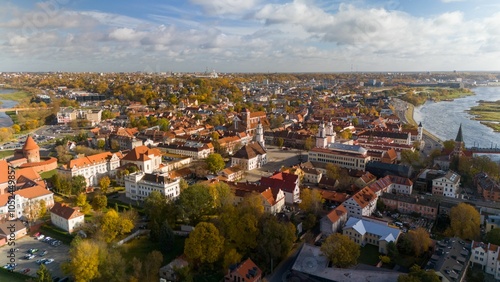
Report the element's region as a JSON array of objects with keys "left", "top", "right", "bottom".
[
  {"left": 441, "top": 0, "right": 466, "bottom": 3},
  {"left": 189, "top": 0, "right": 262, "bottom": 16}
]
